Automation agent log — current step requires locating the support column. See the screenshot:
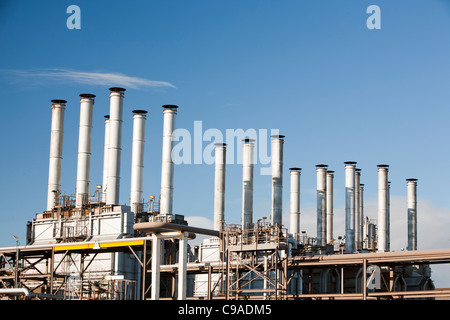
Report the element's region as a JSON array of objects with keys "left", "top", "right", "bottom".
[
  {"left": 178, "top": 232, "right": 188, "bottom": 300},
  {"left": 151, "top": 234, "right": 161, "bottom": 300}
]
